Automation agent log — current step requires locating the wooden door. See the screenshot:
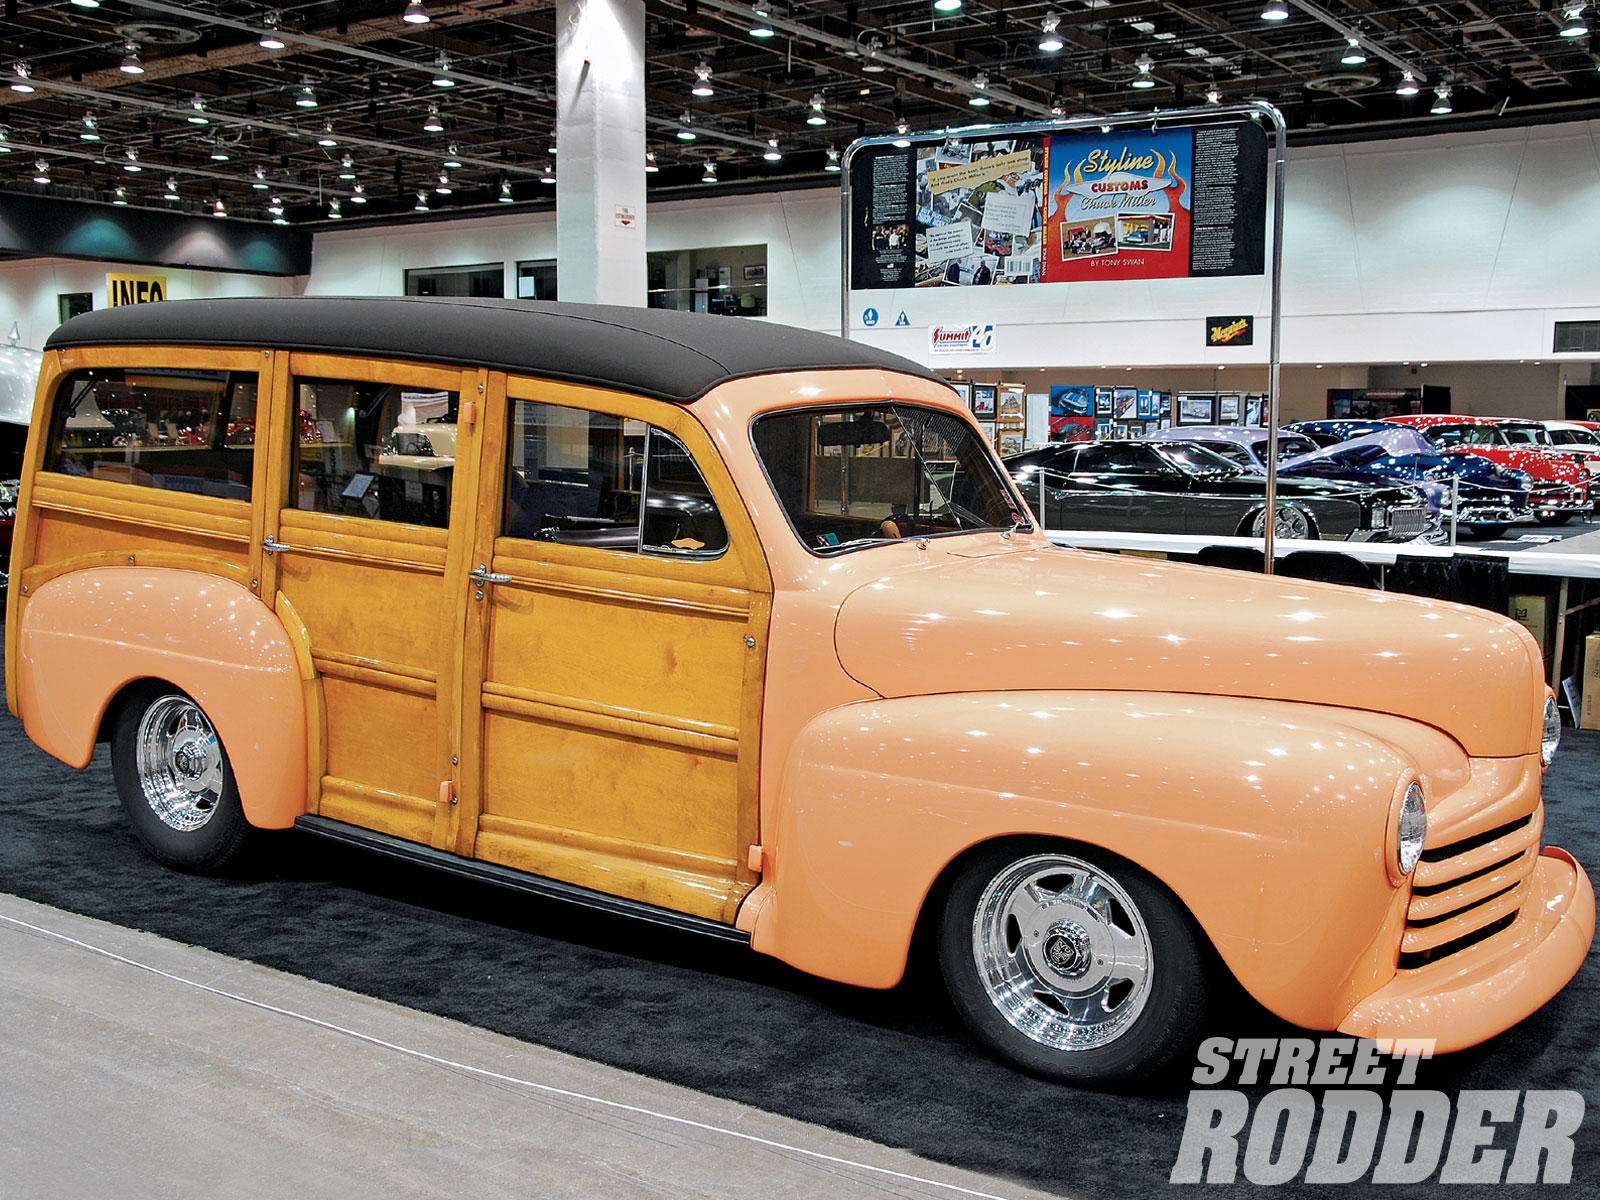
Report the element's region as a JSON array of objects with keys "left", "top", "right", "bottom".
[
  {"left": 258, "top": 352, "right": 483, "bottom": 848},
  {"left": 443, "top": 376, "right": 771, "bottom": 925}
]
